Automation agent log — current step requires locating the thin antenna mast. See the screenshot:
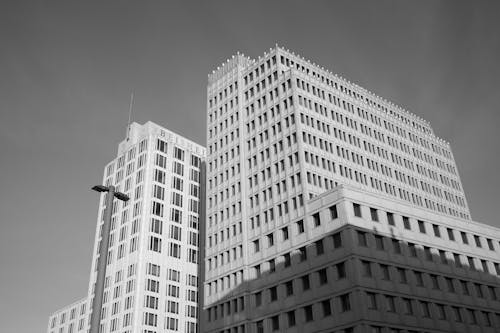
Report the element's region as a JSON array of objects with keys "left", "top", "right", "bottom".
[{"left": 126, "top": 92, "right": 134, "bottom": 140}]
